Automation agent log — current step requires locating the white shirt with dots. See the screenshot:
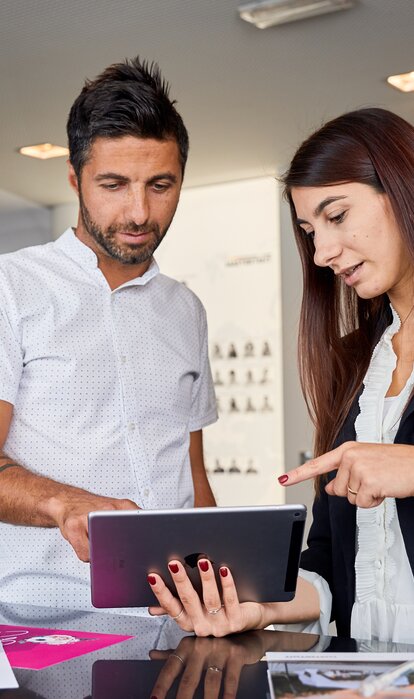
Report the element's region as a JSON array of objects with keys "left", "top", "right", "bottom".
[{"left": 0, "top": 228, "right": 217, "bottom": 609}]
